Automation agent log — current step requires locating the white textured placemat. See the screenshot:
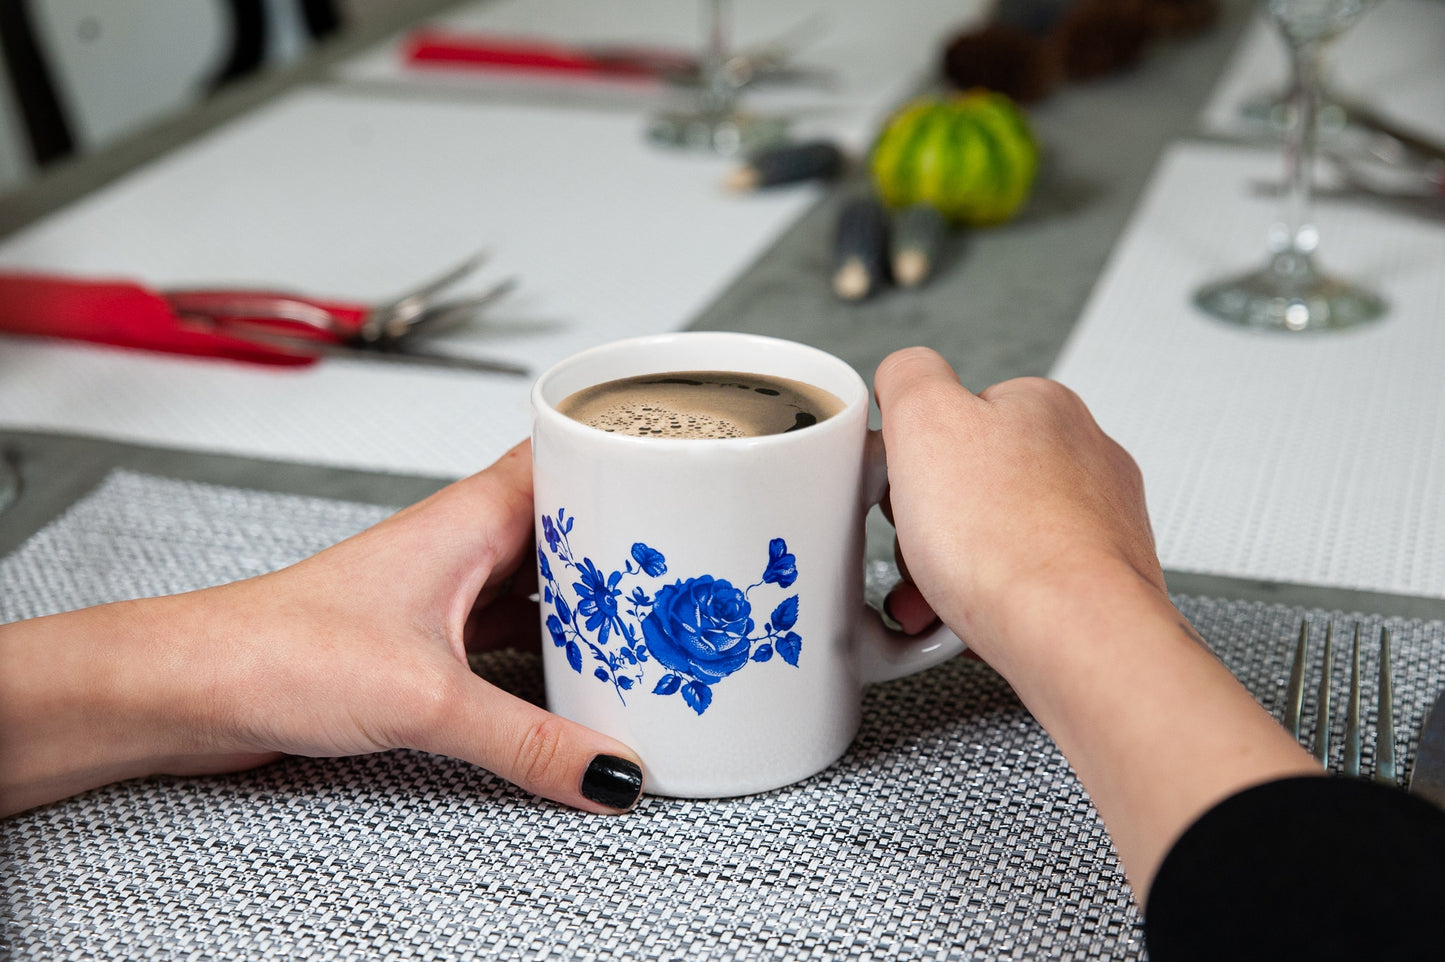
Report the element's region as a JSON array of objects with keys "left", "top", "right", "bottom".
[
  {"left": 1199, "top": 0, "right": 1445, "bottom": 142},
  {"left": 0, "top": 88, "right": 824, "bottom": 477},
  {"left": 4, "top": 471, "right": 1444, "bottom": 961},
  {"left": 338, "top": 0, "right": 990, "bottom": 152},
  {"left": 1049, "top": 141, "right": 1445, "bottom": 598}
]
